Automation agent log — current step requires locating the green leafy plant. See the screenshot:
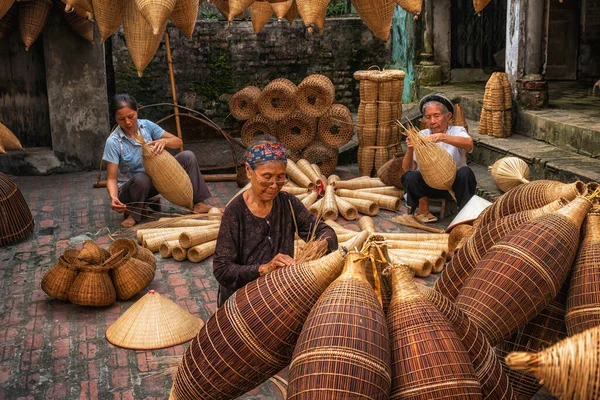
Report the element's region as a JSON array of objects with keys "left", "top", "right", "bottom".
[
  {"left": 201, "top": 11, "right": 218, "bottom": 19},
  {"left": 326, "top": 0, "right": 348, "bottom": 16}
]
